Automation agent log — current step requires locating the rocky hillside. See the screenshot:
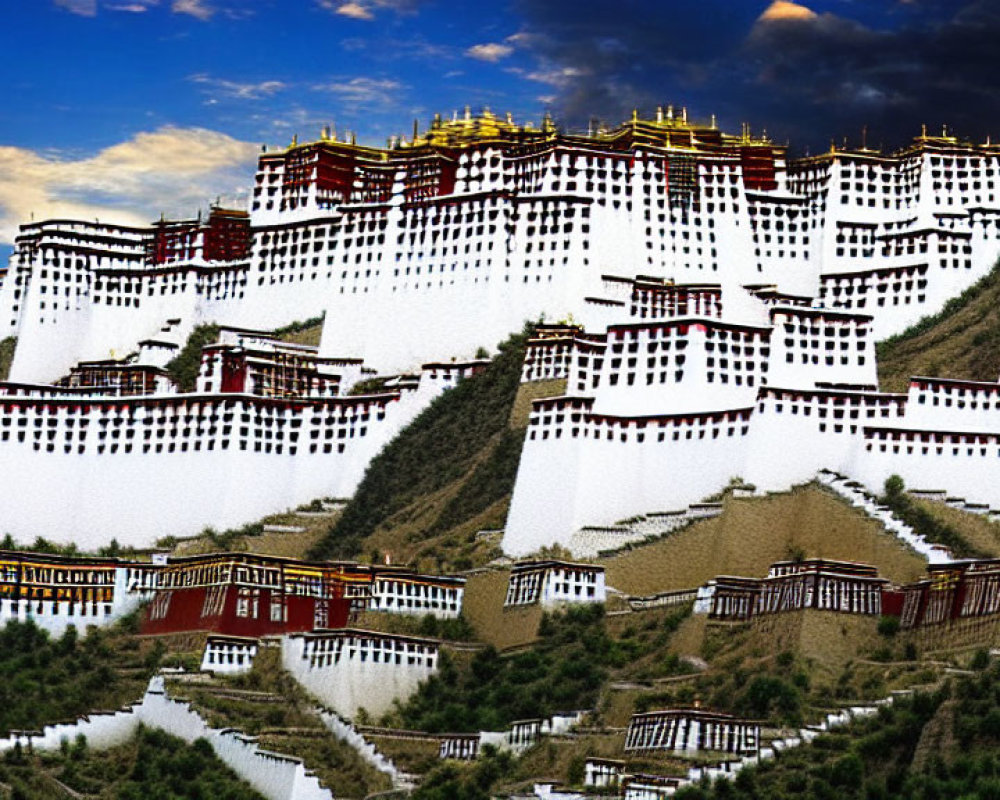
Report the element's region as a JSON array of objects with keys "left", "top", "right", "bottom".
[{"left": 877, "top": 260, "right": 1000, "bottom": 391}]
